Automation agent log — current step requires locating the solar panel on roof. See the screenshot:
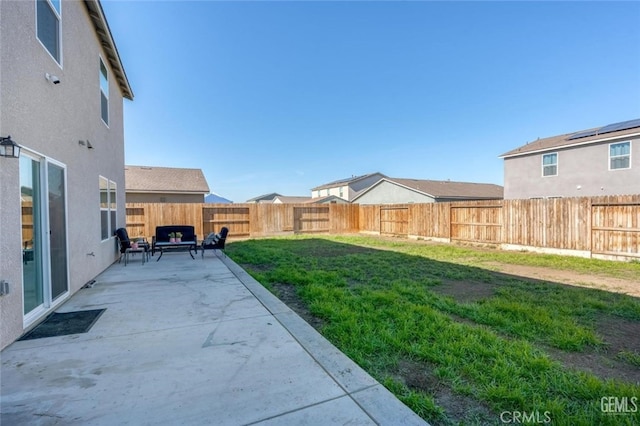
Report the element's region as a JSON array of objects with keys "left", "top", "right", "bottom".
[
  {"left": 597, "top": 118, "right": 640, "bottom": 135},
  {"left": 568, "top": 129, "right": 598, "bottom": 140}
]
